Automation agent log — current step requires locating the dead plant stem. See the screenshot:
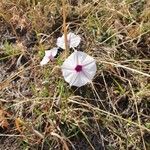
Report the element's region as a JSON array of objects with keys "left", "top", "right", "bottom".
[{"left": 61, "top": 0, "right": 68, "bottom": 58}]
